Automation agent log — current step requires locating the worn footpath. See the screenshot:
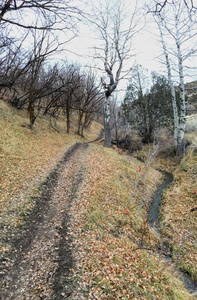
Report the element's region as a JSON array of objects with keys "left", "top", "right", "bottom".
[{"left": 0, "top": 143, "right": 88, "bottom": 300}]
